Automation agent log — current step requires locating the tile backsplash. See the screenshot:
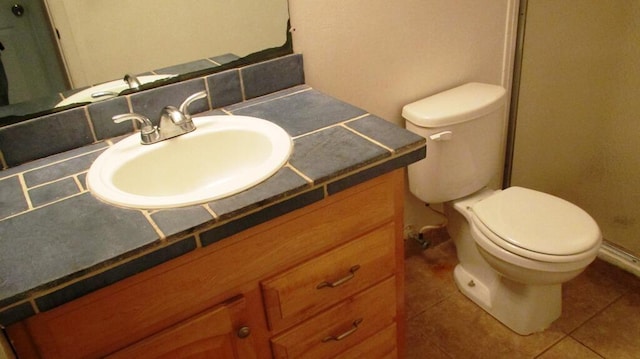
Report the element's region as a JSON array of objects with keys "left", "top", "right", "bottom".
[{"left": 0, "top": 54, "right": 304, "bottom": 169}]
